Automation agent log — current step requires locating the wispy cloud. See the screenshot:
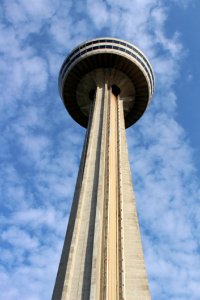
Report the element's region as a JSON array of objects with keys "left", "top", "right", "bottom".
[{"left": 0, "top": 0, "right": 199, "bottom": 299}]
